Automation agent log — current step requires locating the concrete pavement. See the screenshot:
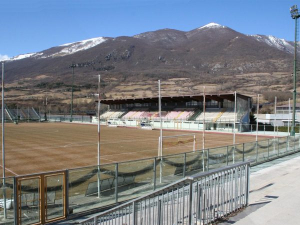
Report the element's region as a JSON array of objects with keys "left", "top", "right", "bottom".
[{"left": 221, "top": 152, "right": 300, "bottom": 225}]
